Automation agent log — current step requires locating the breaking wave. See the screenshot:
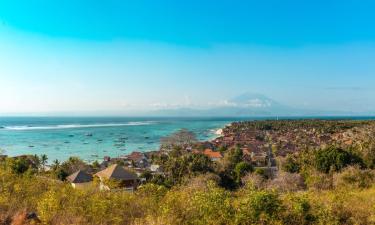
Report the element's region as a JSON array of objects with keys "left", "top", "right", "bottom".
[{"left": 3, "top": 122, "right": 155, "bottom": 130}]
